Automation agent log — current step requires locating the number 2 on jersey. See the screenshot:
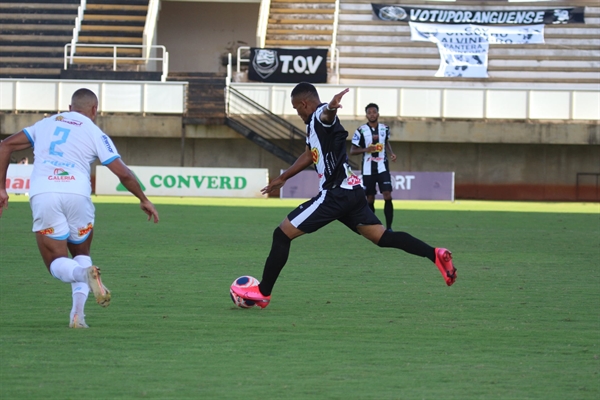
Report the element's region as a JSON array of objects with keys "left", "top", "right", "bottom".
[{"left": 49, "top": 127, "right": 70, "bottom": 156}]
